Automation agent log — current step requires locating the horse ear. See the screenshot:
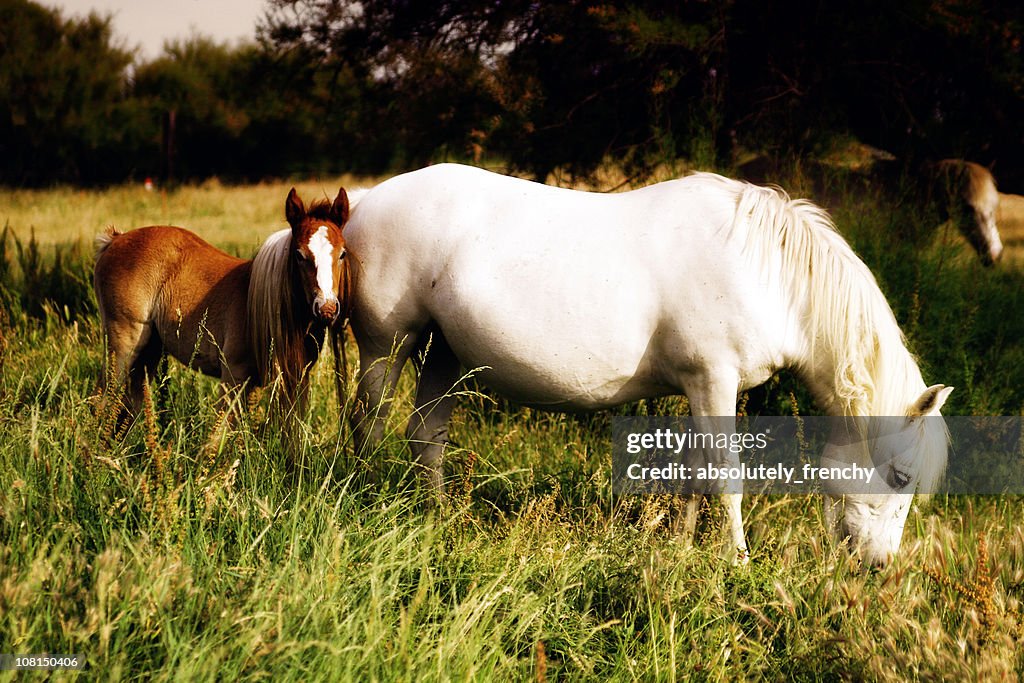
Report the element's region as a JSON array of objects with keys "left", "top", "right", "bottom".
[
  {"left": 285, "top": 188, "right": 304, "bottom": 228},
  {"left": 908, "top": 384, "right": 953, "bottom": 418},
  {"left": 332, "top": 188, "right": 350, "bottom": 227}
]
